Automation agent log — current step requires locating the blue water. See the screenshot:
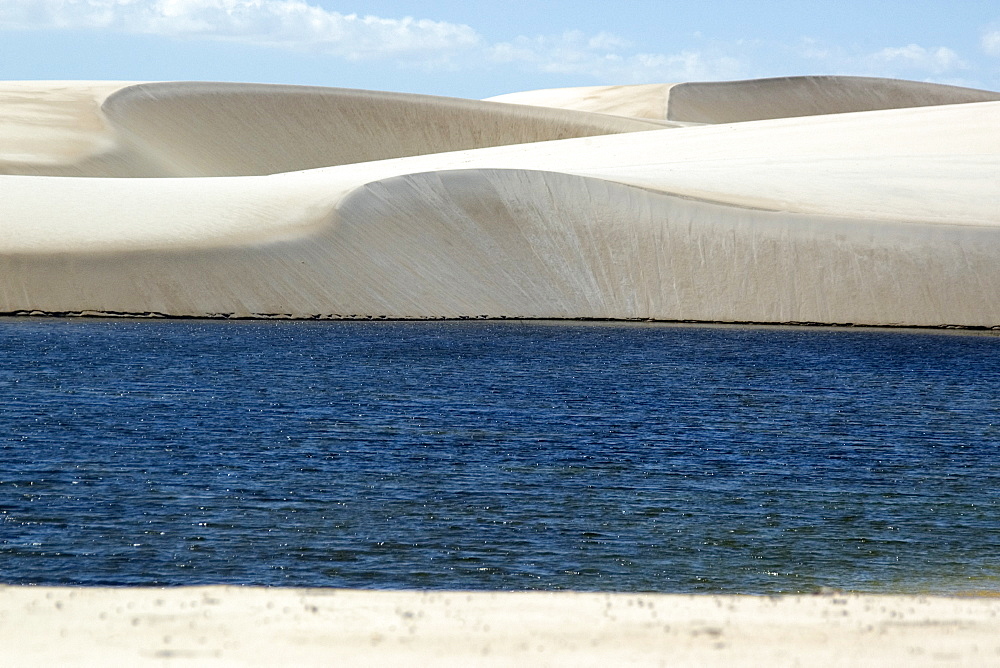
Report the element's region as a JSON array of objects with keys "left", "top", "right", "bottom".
[{"left": 1, "top": 318, "right": 999, "bottom": 594}]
